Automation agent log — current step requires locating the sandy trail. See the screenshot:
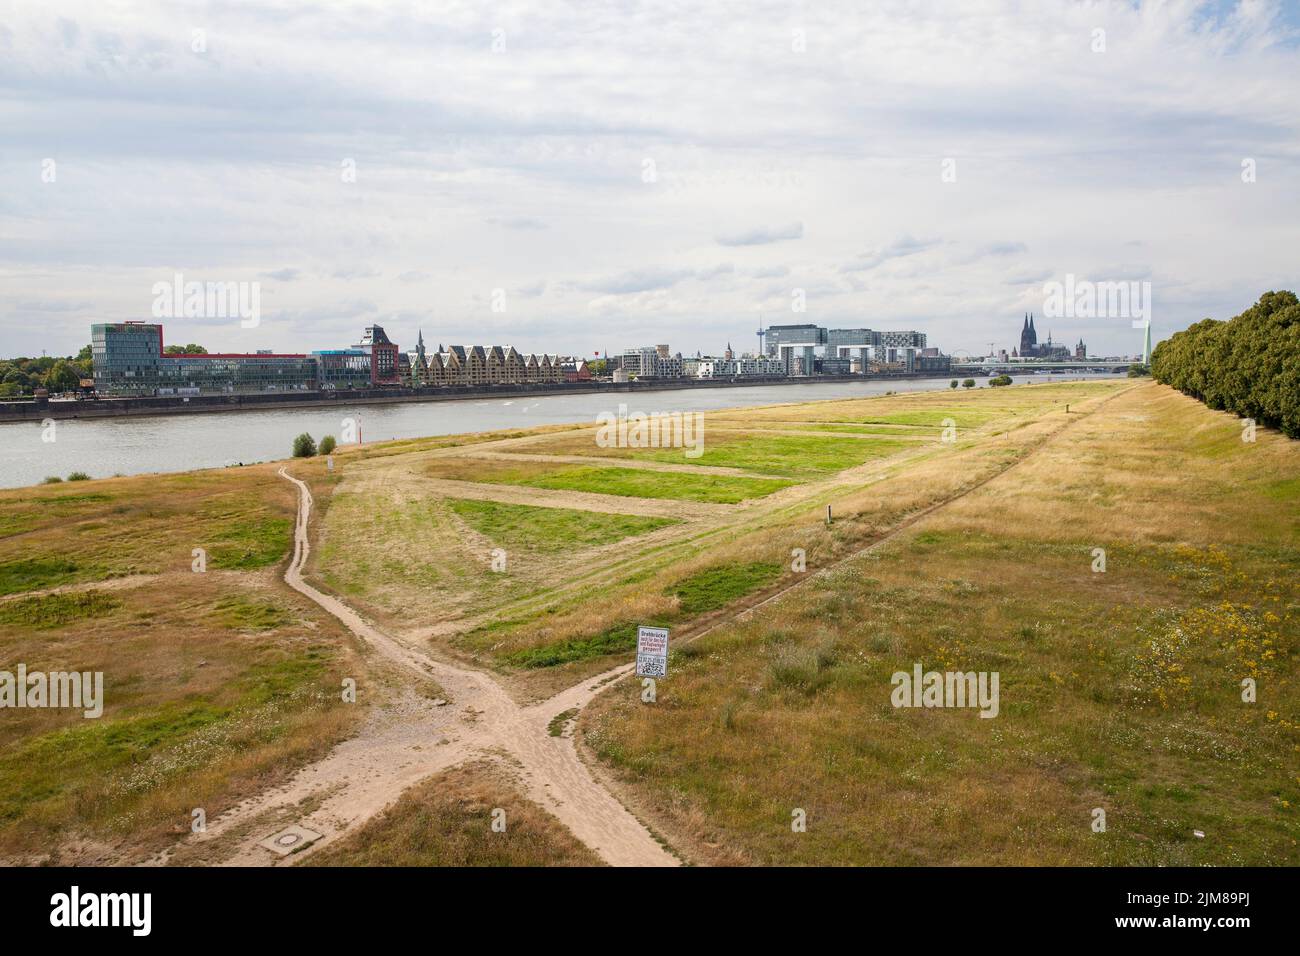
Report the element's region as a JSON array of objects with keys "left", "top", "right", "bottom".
[{"left": 150, "top": 469, "right": 675, "bottom": 867}]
